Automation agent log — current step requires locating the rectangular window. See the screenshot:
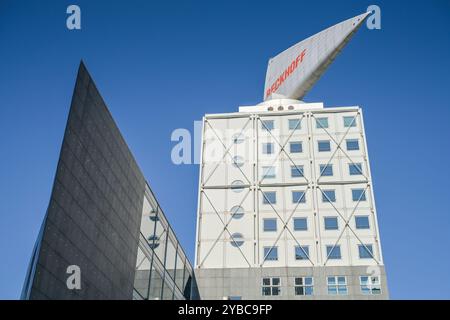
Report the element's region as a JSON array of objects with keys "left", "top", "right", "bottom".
[
  {"left": 316, "top": 117, "right": 329, "bottom": 128},
  {"left": 320, "top": 164, "right": 333, "bottom": 176},
  {"left": 355, "top": 216, "right": 370, "bottom": 229},
  {"left": 262, "top": 277, "right": 280, "bottom": 296},
  {"left": 326, "top": 245, "right": 341, "bottom": 260},
  {"left": 293, "top": 218, "right": 308, "bottom": 231},
  {"left": 349, "top": 163, "right": 363, "bottom": 175},
  {"left": 292, "top": 191, "right": 306, "bottom": 204},
  {"left": 262, "top": 143, "right": 274, "bottom": 154},
  {"left": 352, "top": 189, "right": 366, "bottom": 201},
  {"left": 360, "top": 276, "right": 381, "bottom": 295},
  {"left": 343, "top": 116, "right": 357, "bottom": 127},
  {"left": 295, "top": 246, "right": 310, "bottom": 260},
  {"left": 358, "top": 244, "right": 374, "bottom": 259},
  {"left": 318, "top": 140, "right": 331, "bottom": 152},
  {"left": 290, "top": 141, "right": 302, "bottom": 153},
  {"left": 263, "top": 247, "right": 278, "bottom": 261},
  {"left": 263, "top": 191, "right": 276, "bottom": 205},
  {"left": 346, "top": 139, "right": 359, "bottom": 151},
  {"left": 262, "top": 166, "right": 276, "bottom": 179},
  {"left": 324, "top": 217, "right": 338, "bottom": 230},
  {"left": 263, "top": 218, "right": 277, "bottom": 232},
  {"left": 262, "top": 120, "right": 274, "bottom": 131},
  {"left": 294, "top": 277, "right": 314, "bottom": 296},
  {"left": 289, "top": 119, "right": 301, "bottom": 130},
  {"left": 291, "top": 165, "right": 304, "bottom": 178},
  {"left": 322, "top": 190, "right": 336, "bottom": 203},
  {"left": 327, "top": 276, "right": 347, "bottom": 295}
]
